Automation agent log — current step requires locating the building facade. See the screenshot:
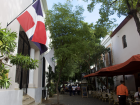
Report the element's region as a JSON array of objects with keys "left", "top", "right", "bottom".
[
  {"left": 111, "top": 15, "right": 140, "bottom": 91},
  {"left": 0, "top": 0, "right": 50, "bottom": 105},
  {"left": 94, "top": 35, "right": 114, "bottom": 90},
  {"left": 101, "top": 35, "right": 113, "bottom": 67}
]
